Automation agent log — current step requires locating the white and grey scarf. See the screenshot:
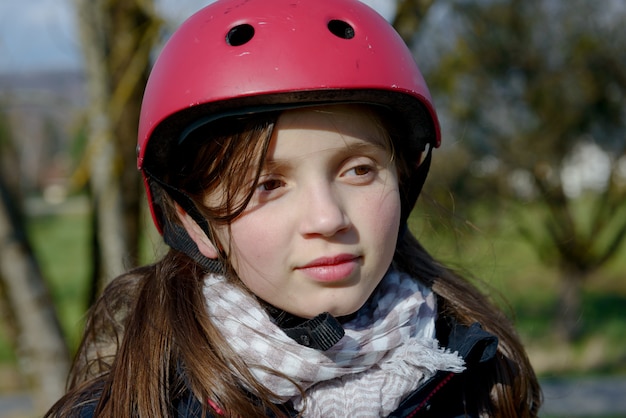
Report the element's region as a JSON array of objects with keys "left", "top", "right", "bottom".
[{"left": 203, "top": 268, "right": 465, "bottom": 417}]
